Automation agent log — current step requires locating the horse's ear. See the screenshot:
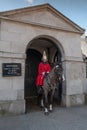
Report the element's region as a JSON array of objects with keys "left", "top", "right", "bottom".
[{"left": 54, "top": 62, "right": 58, "bottom": 67}]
